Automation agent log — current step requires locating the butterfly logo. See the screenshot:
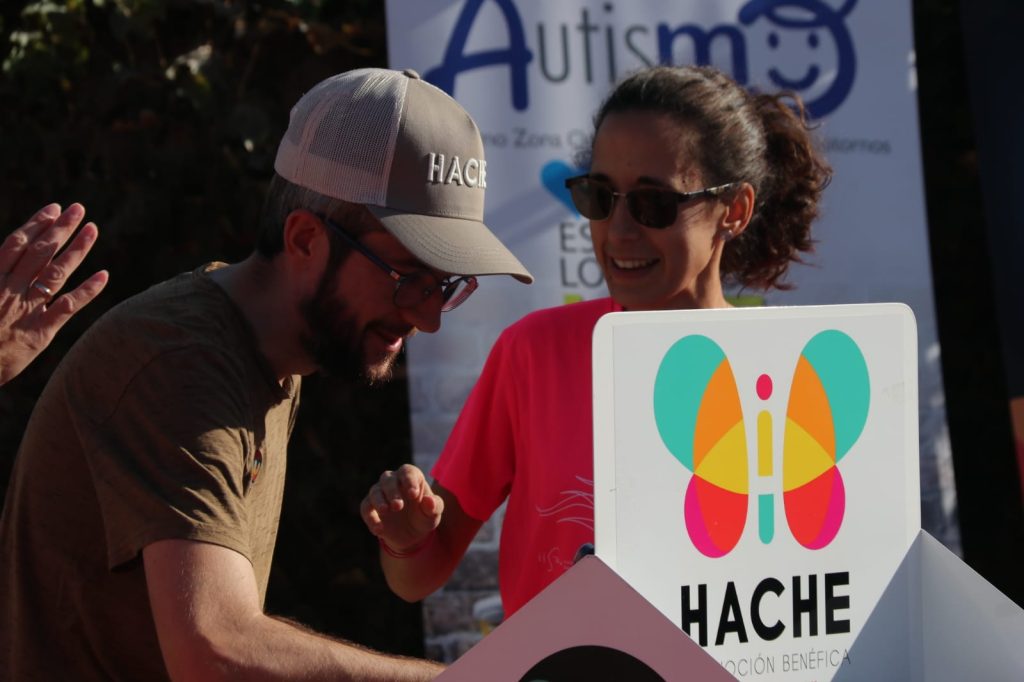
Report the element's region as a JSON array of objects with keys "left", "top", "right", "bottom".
[{"left": 652, "top": 330, "right": 870, "bottom": 558}]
